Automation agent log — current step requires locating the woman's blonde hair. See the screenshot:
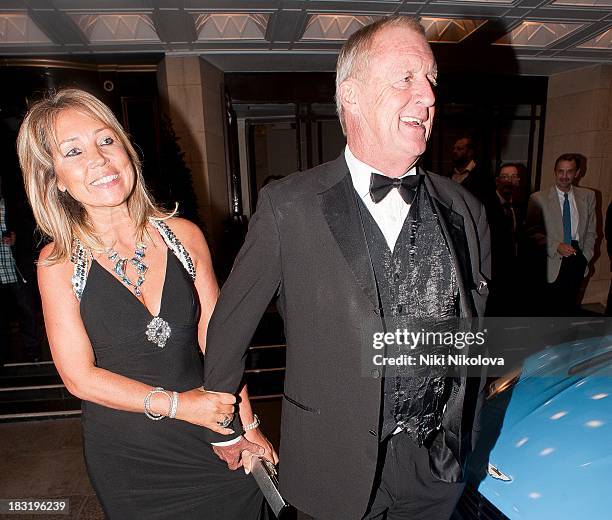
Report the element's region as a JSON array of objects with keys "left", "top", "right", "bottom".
[{"left": 17, "top": 88, "right": 171, "bottom": 265}]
